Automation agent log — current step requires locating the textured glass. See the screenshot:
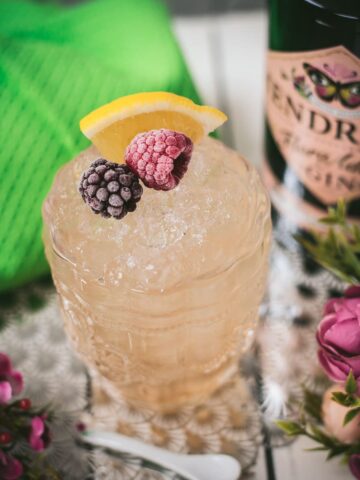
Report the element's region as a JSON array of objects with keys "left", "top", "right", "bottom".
[{"left": 43, "top": 137, "right": 271, "bottom": 412}]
